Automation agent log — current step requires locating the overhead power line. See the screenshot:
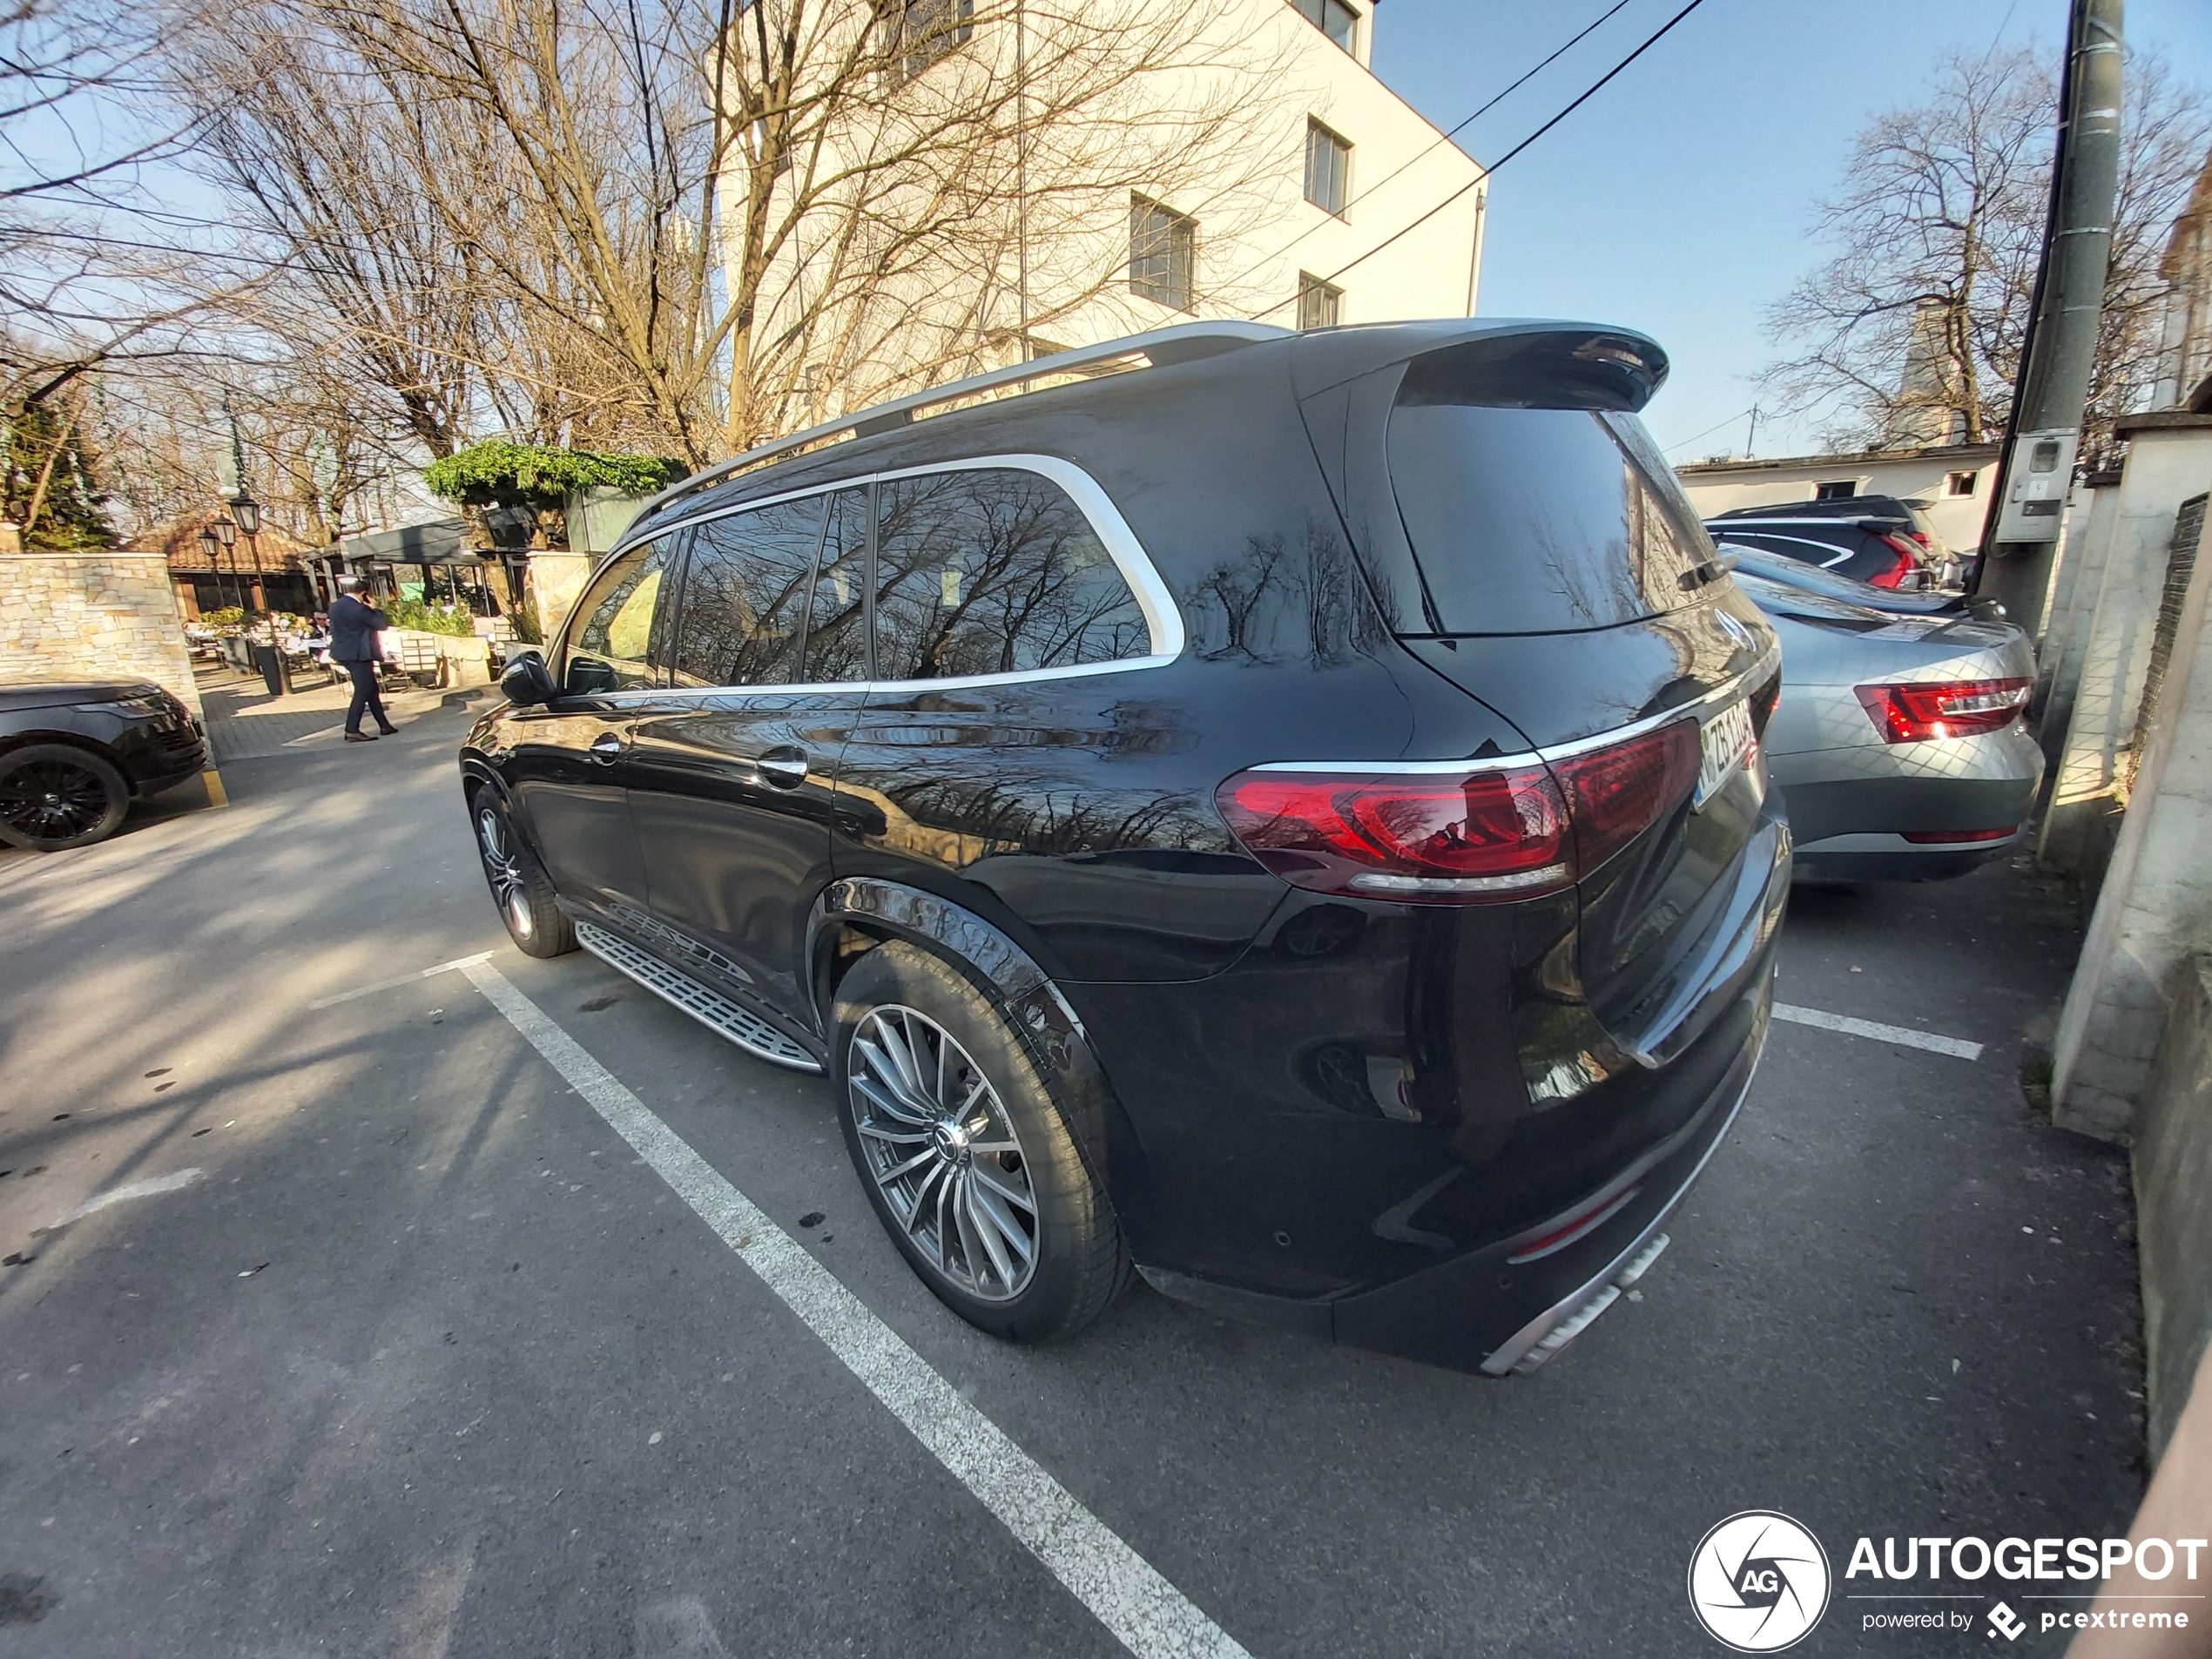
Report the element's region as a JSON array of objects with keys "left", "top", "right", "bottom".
[{"left": 1253, "top": 0, "right": 1714, "bottom": 320}]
